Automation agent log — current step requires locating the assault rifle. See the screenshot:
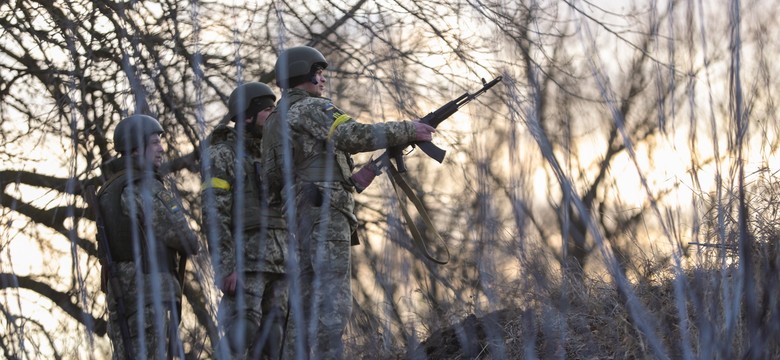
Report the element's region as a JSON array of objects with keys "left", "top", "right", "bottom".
[
  {"left": 366, "top": 76, "right": 503, "bottom": 265},
  {"left": 84, "top": 184, "right": 134, "bottom": 360},
  {"left": 382, "top": 76, "right": 503, "bottom": 172}
]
